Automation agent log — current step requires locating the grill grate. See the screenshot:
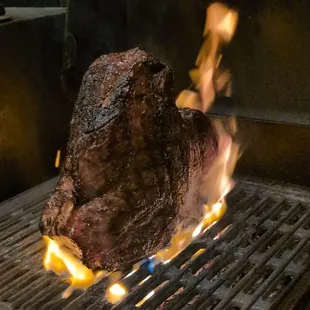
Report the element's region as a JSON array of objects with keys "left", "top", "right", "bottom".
[{"left": 0, "top": 177, "right": 310, "bottom": 310}]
